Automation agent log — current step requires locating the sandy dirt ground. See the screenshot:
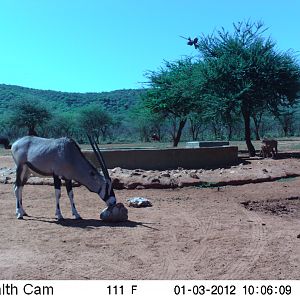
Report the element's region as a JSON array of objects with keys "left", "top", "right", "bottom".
[{"left": 0, "top": 155, "right": 300, "bottom": 280}]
